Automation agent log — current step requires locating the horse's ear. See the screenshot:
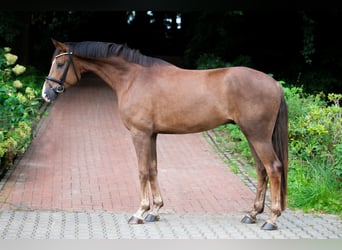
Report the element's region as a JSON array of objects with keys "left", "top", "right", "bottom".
[{"left": 51, "top": 38, "right": 68, "bottom": 52}]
